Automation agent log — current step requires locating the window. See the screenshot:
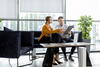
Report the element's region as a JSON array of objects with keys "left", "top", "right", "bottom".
[{"left": 66, "top": 0, "right": 100, "bottom": 51}]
